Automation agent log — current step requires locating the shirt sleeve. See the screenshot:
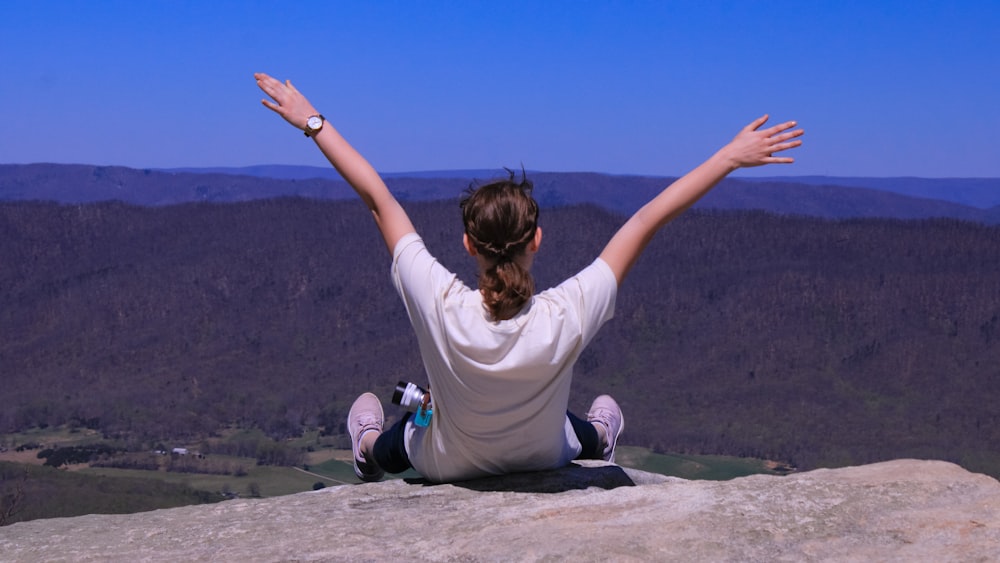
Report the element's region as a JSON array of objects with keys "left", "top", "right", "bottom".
[
  {"left": 391, "top": 233, "right": 461, "bottom": 332},
  {"left": 549, "top": 257, "right": 618, "bottom": 346}
]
